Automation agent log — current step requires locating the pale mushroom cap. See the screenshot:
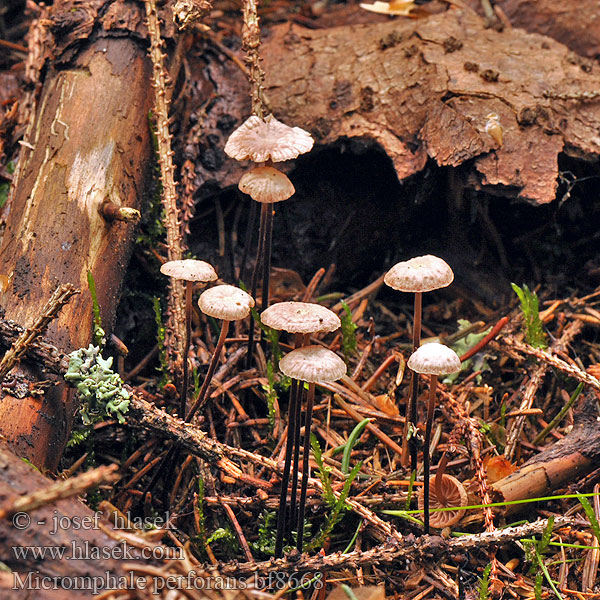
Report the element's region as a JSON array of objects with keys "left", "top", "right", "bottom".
[
  {"left": 279, "top": 345, "right": 346, "bottom": 383},
  {"left": 418, "top": 474, "right": 467, "bottom": 528},
  {"left": 359, "top": 0, "right": 416, "bottom": 16},
  {"left": 198, "top": 285, "right": 255, "bottom": 321},
  {"left": 224, "top": 115, "right": 314, "bottom": 163},
  {"left": 160, "top": 259, "right": 217, "bottom": 283},
  {"left": 407, "top": 342, "right": 461, "bottom": 376},
  {"left": 384, "top": 255, "right": 454, "bottom": 293},
  {"left": 261, "top": 301, "right": 341, "bottom": 334},
  {"left": 238, "top": 167, "right": 295, "bottom": 203}
]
